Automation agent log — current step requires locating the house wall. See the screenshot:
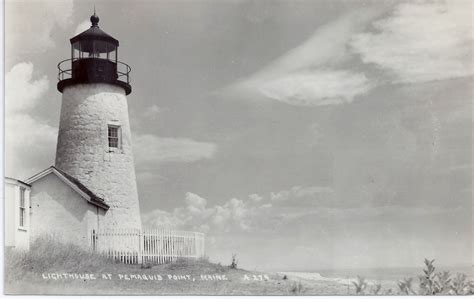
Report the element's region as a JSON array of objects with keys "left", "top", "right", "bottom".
[
  {"left": 5, "top": 181, "right": 16, "bottom": 247},
  {"left": 5, "top": 178, "right": 31, "bottom": 250},
  {"left": 29, "top": 173, "right": 105, "bottom": 249}
]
